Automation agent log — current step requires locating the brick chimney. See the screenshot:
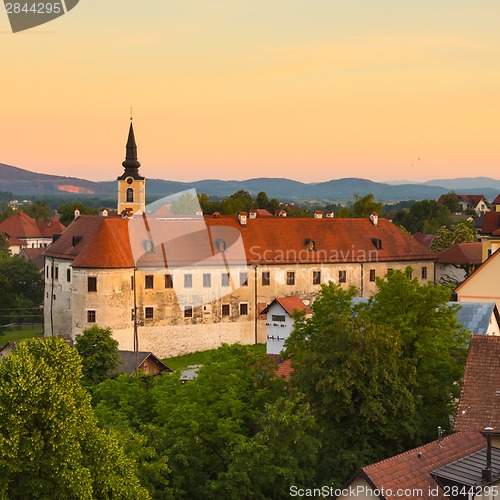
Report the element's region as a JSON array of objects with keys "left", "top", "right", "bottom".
[{"left": 238, "top": 212, "right": 248, "bottom": 226}]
